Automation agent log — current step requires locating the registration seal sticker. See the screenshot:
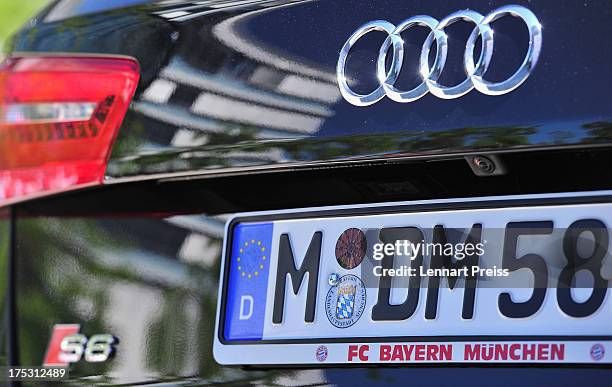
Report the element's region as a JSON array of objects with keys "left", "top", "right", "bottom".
[
  {"left": 325, "top": 274, "right": 366, "bottom": 328},
  {"left": 335, "top": 228, "right": 367, "bottom": 269}
]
